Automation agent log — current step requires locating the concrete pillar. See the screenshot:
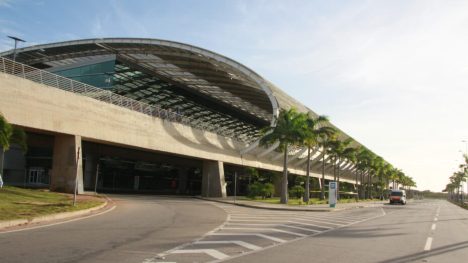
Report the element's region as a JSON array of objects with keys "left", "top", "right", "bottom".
[
  {"left": 50, "top": 134, "right": 83, "bottom": 194},
  {"left": 201, "top": 160, "right": 226, "bottom": 198}
]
